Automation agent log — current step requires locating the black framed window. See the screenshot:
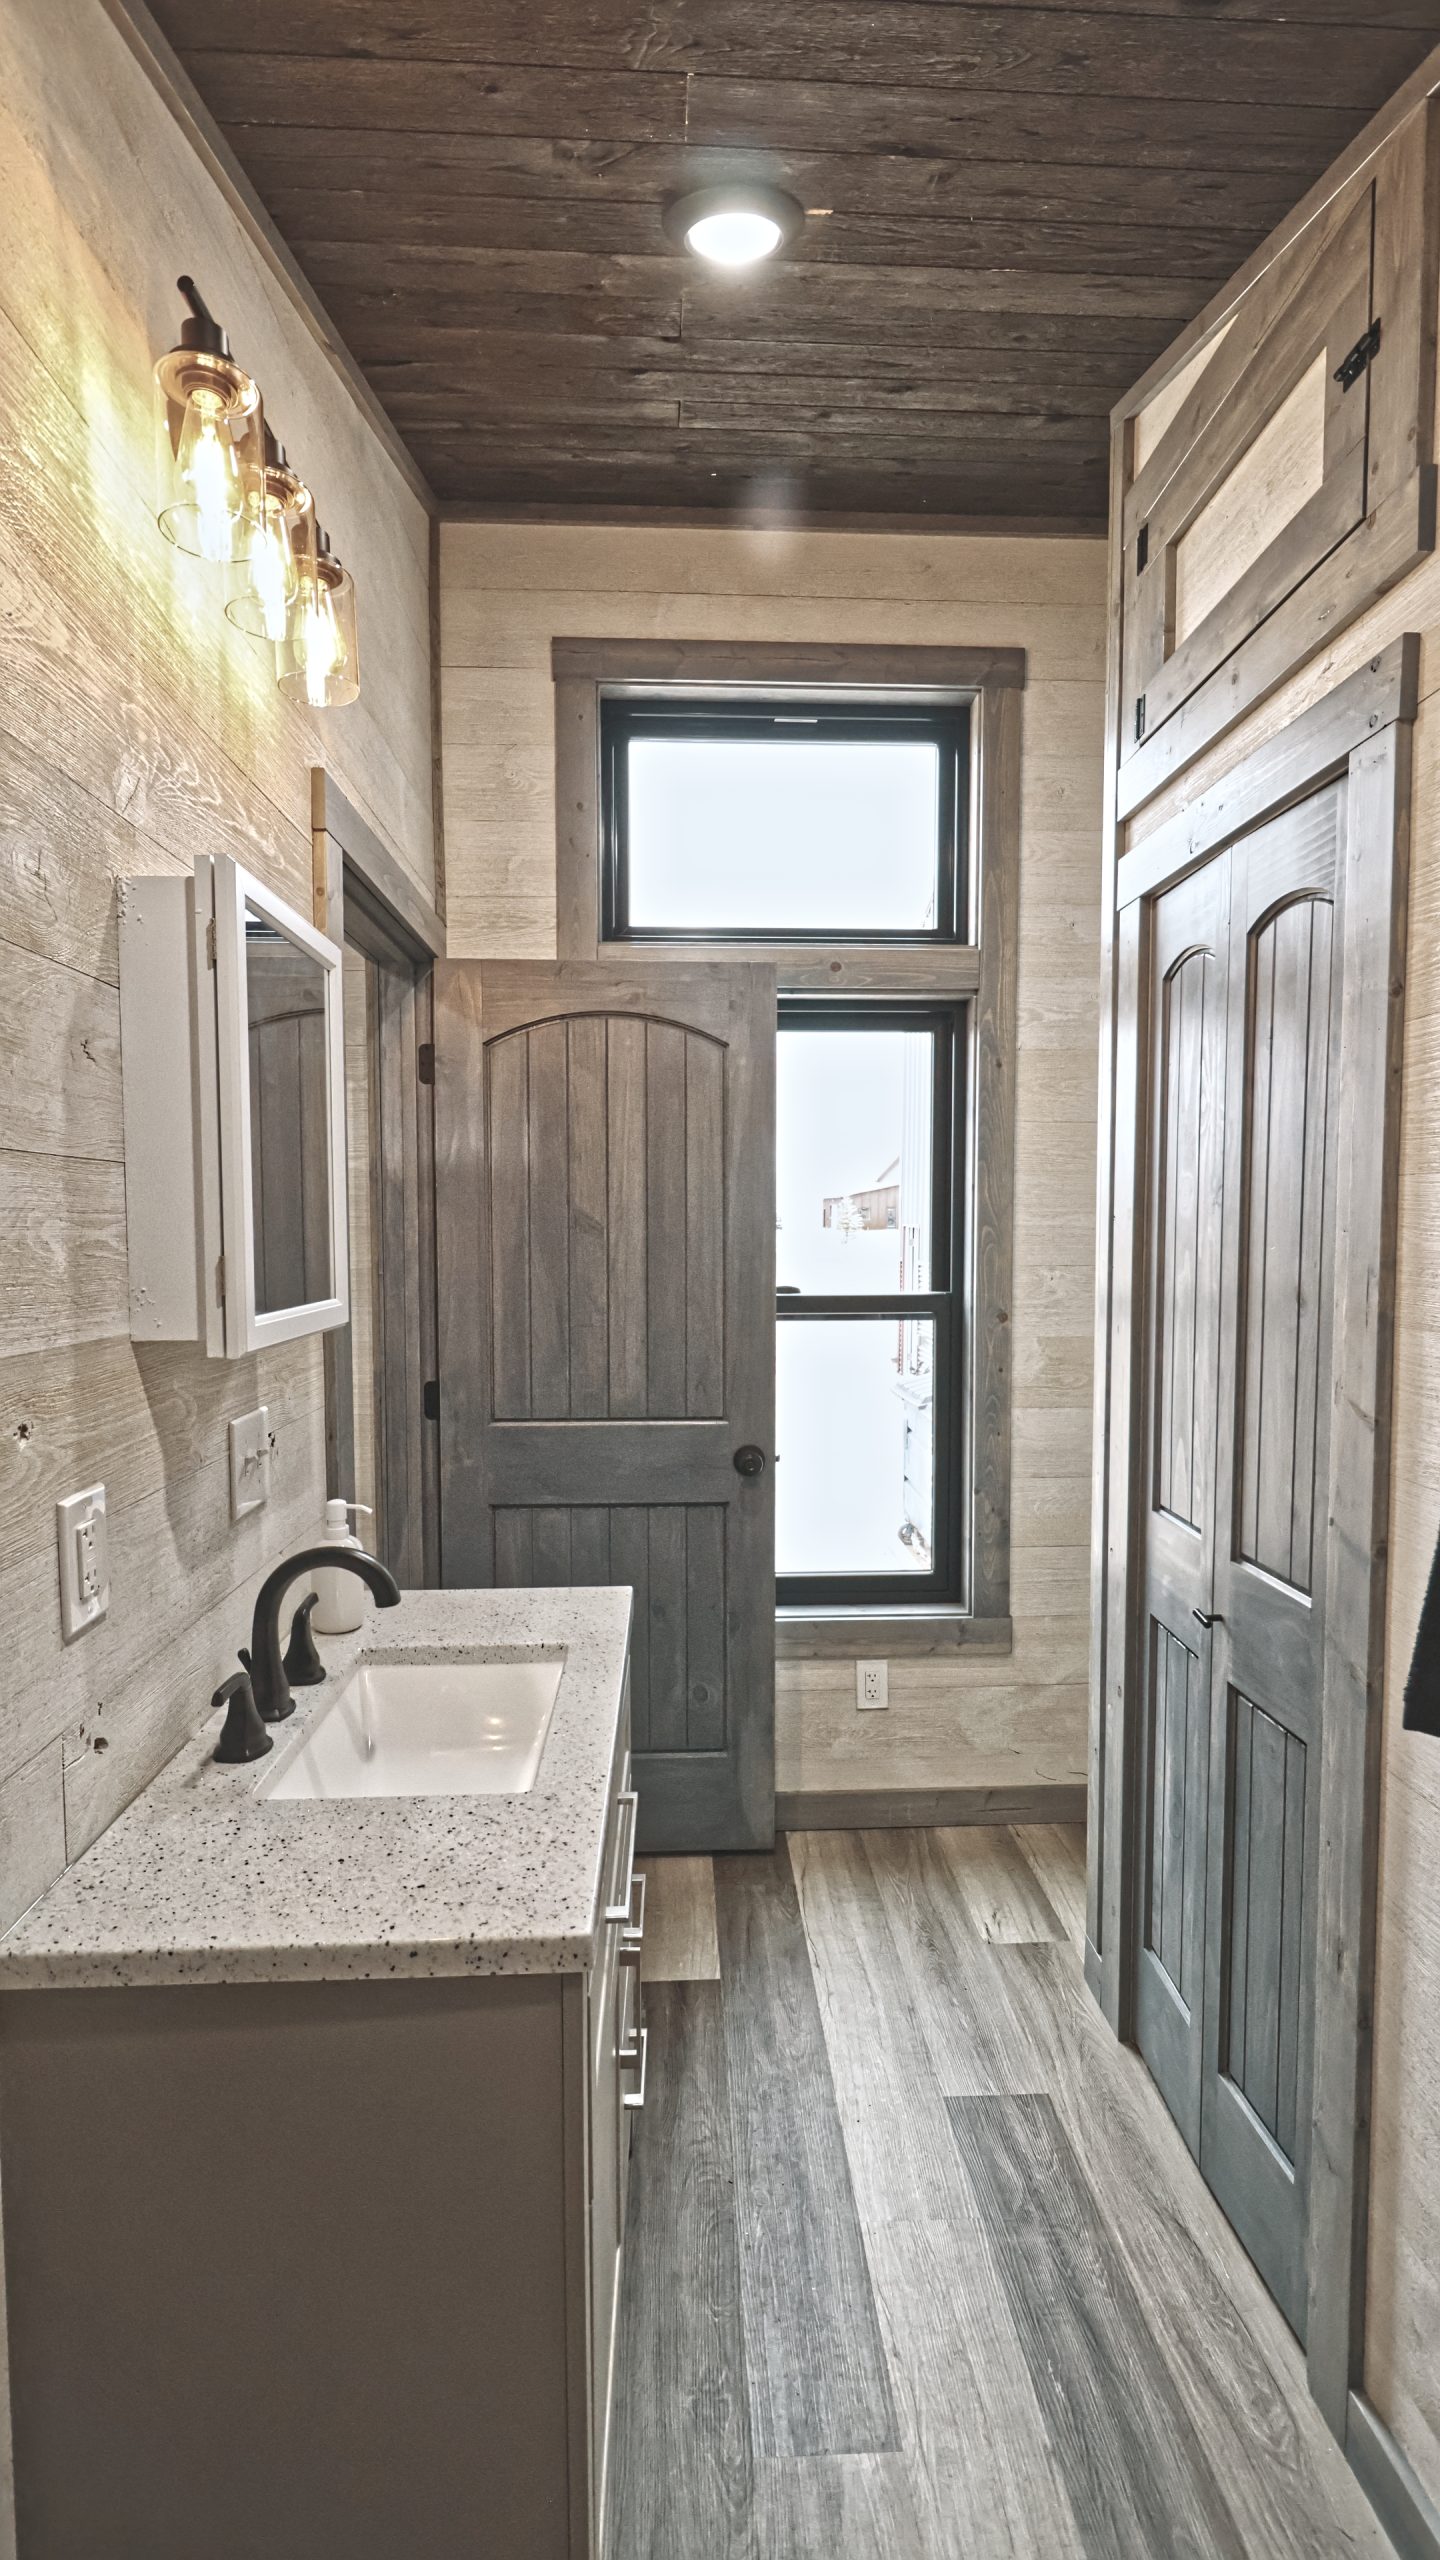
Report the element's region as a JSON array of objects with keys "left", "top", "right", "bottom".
[
  {"left": 601, "top": 695, "right": 969, "bottom": 942},
  {"left": 776, "top": 1001, "right": 964, "bottom": 1608}
]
